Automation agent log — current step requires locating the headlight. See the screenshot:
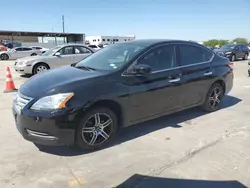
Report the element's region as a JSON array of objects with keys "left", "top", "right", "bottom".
[
  {"left": 225, "top": 52, "right": 231, "bottom": 55},
  {"left": 30, "top": 93, "right": 74, "bottom": 111}
]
